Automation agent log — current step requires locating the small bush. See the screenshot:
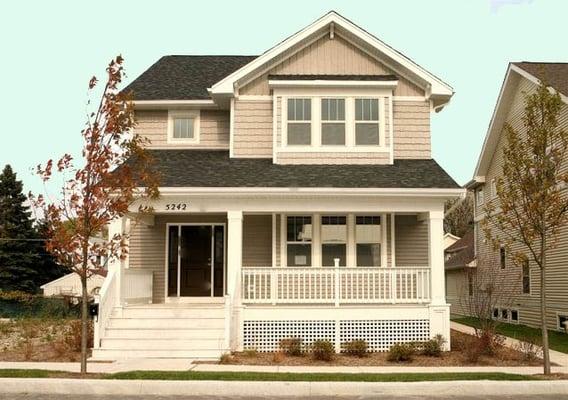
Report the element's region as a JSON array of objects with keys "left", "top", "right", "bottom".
[
  {"left": 280, "top": 338, "right": 303, "bottom": 356},
  {"left": 219, "top": 353, "right": 233, "bottom": 364},
  {"left": 63, "top": 320, "right": 93, "bottom": 352},
  {"left": 460, "top": 335, "right": 485, "bottom": 363},
  {"left": 387, "top": 343, "right": 415, "bottom": 362},
  {"left": 515, "top": 335, "right": 543, "bottom": 361},
  {"left": 311, "top": 340, "right": 335, "bottom": 361},
  {"left": 272, "top": 351, "right": 285, "bottom": 364},
  {"left": 421, "top": 335, "right": 446, "bottom": 357},
  {"left": 343, "top": 340, "right": 368, "bottom": 357}
]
